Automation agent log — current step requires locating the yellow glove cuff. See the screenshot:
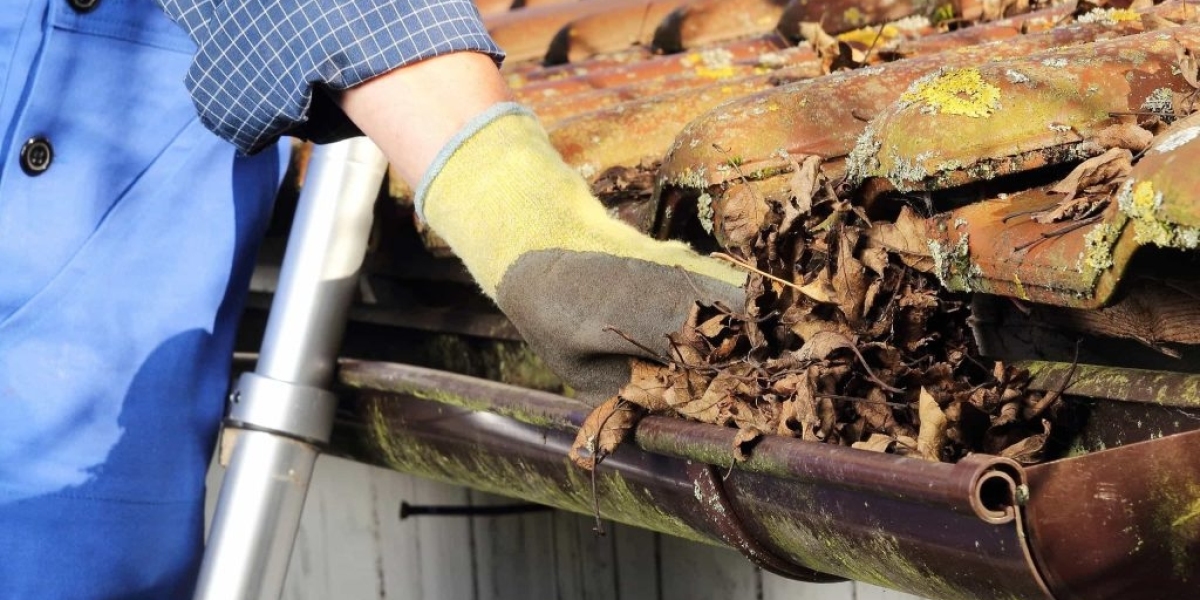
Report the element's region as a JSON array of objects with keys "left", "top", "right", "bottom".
[{"left": 417, "top": 103, "right": 745, "bottom": 297}]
